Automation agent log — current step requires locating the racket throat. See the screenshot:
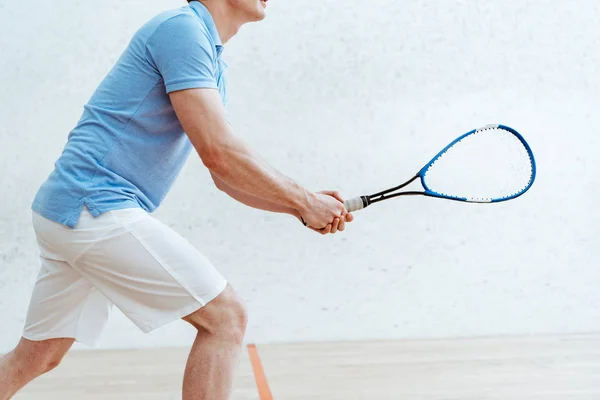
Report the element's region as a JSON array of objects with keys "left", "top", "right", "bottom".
[
  {"left": 369, "top": 175, "right": 424, "bottom": 204},
  {"left": 359, "top": 196, "right": 372, "bottom": 208}
]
